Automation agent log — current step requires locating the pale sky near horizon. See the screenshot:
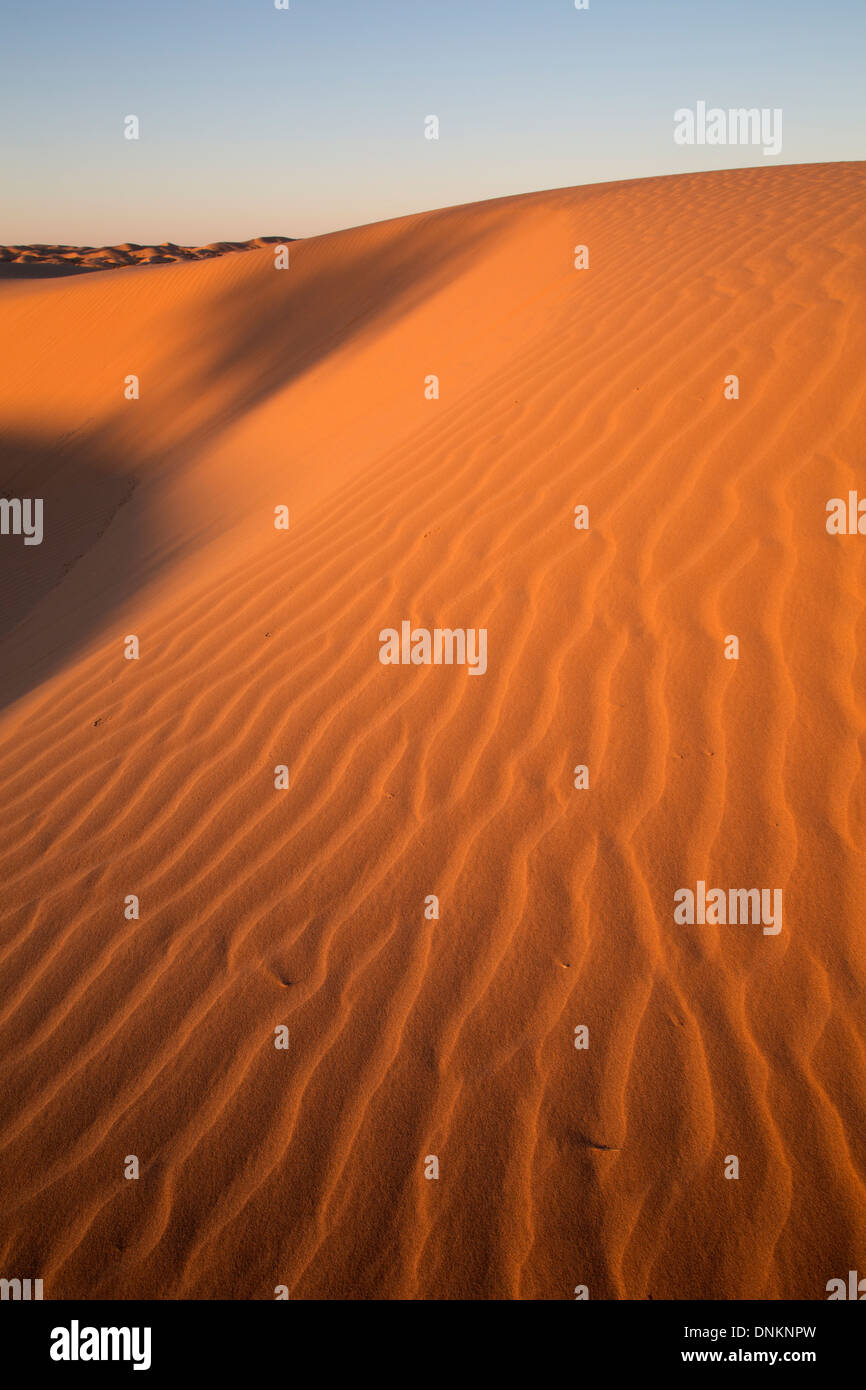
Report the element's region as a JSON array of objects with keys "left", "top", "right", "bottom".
[{"left": 1, "top": 0, "right": 864, "bottom": 245}]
